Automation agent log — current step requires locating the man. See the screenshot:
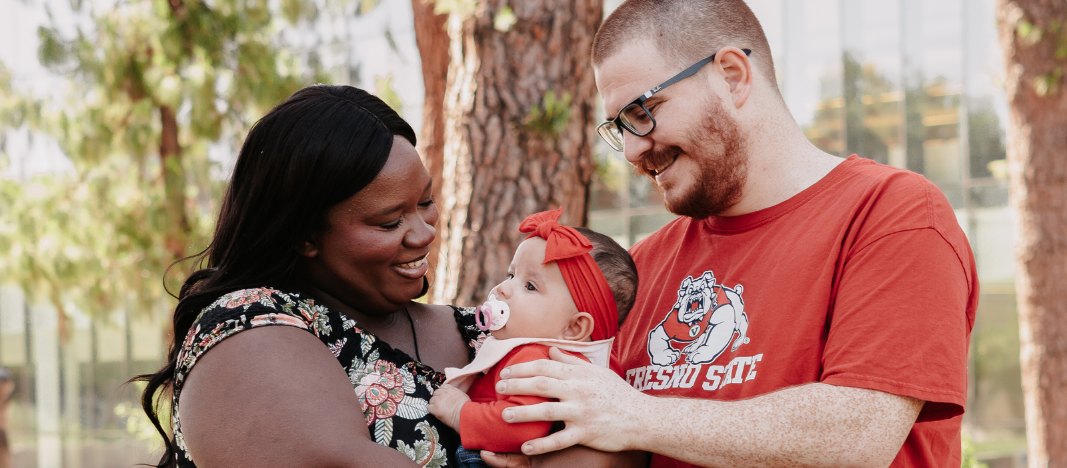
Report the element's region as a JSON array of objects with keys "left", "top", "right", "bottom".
[{"left": 491, "top": 1, "right": 978, "bottom": 467}]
